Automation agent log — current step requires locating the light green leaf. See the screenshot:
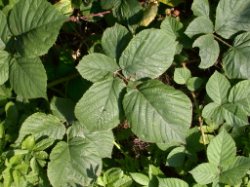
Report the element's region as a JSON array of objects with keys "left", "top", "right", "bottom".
[
  {"left": 102, "top": 23, "right": 132, "bottom": 61},
  {"left": 0, "top": 11, "right": 11, "bottom": 44},
  {"left": 202, "top": 102, "right": 224, "bottom": 125},
  {"left": 48, "top": 138, "right": 102, "bottom": 187},
  {"left": 158, "top": 178, "right": 189, "bottom": 187},
  {"left": 130, "top": 173, "right": 149, "bottom": 185},
  {"left": 54, "top": 0, "right": 73, "bottom": 16},
  {"left": 67, "top": 122, "right": 114, "bottom": 158},
  {"left": 16, "top": 112, "right": 66, "bottom": 142},
  {"left": 104, "top": 167, "right": 124, "bottom": 184},
  {"left": 119, "top": 29, "right": 177, "bottom": 80},
  {"left": 191, "top": 0, "right": 210, "bottom": 18},
  {"left": 160, "top": 16, "right": 183, "bottom": 38},
  {"left": 228, "top": 80, "right": 250, "bottom": 115},
  {"left": 215, "top": 0, "right": 250, "bottom": 39},
  {"left": 223, "top": 32, "right": 250, "bottom": 79},
  {"left": 8, "top": 0, "right": 66, "bottom": 57},
  {"left": 185, "top": 17, "right": 214, "bottom": 38},
  {"left": 77, "top": 54, "right": 119, "bottom": 82},
  {"left": 9, "top": 57, "right": 47, "bottom": 99},
  {"left": 75, "top": 77, "right": 125, "bottom": 131},
  {"left": 206, "top": 71, "right": 230, "bottom": 104},
  {"left": 190, "top": 163, "right": 219, "bottom": 185},
  {"left": 123, "top": 80, "right": 192, "bottom": 143},
  {"left": 193, "top": 34, "right": 220, "bottom": 69},
  {"left": 222, "top": 104, "right": 248, "bottom": 127},
  {"left": 207, "top": 130, "right": 236, "bottom": 168},
  {"left": 220, "top": 156, "right": 250, "bottom": 186},
  {"left": 174, "top": 67, "right": 191, "bottom": 85},
  {"left": 0, "top": 50, "right": 10, "bottom": 85}
]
